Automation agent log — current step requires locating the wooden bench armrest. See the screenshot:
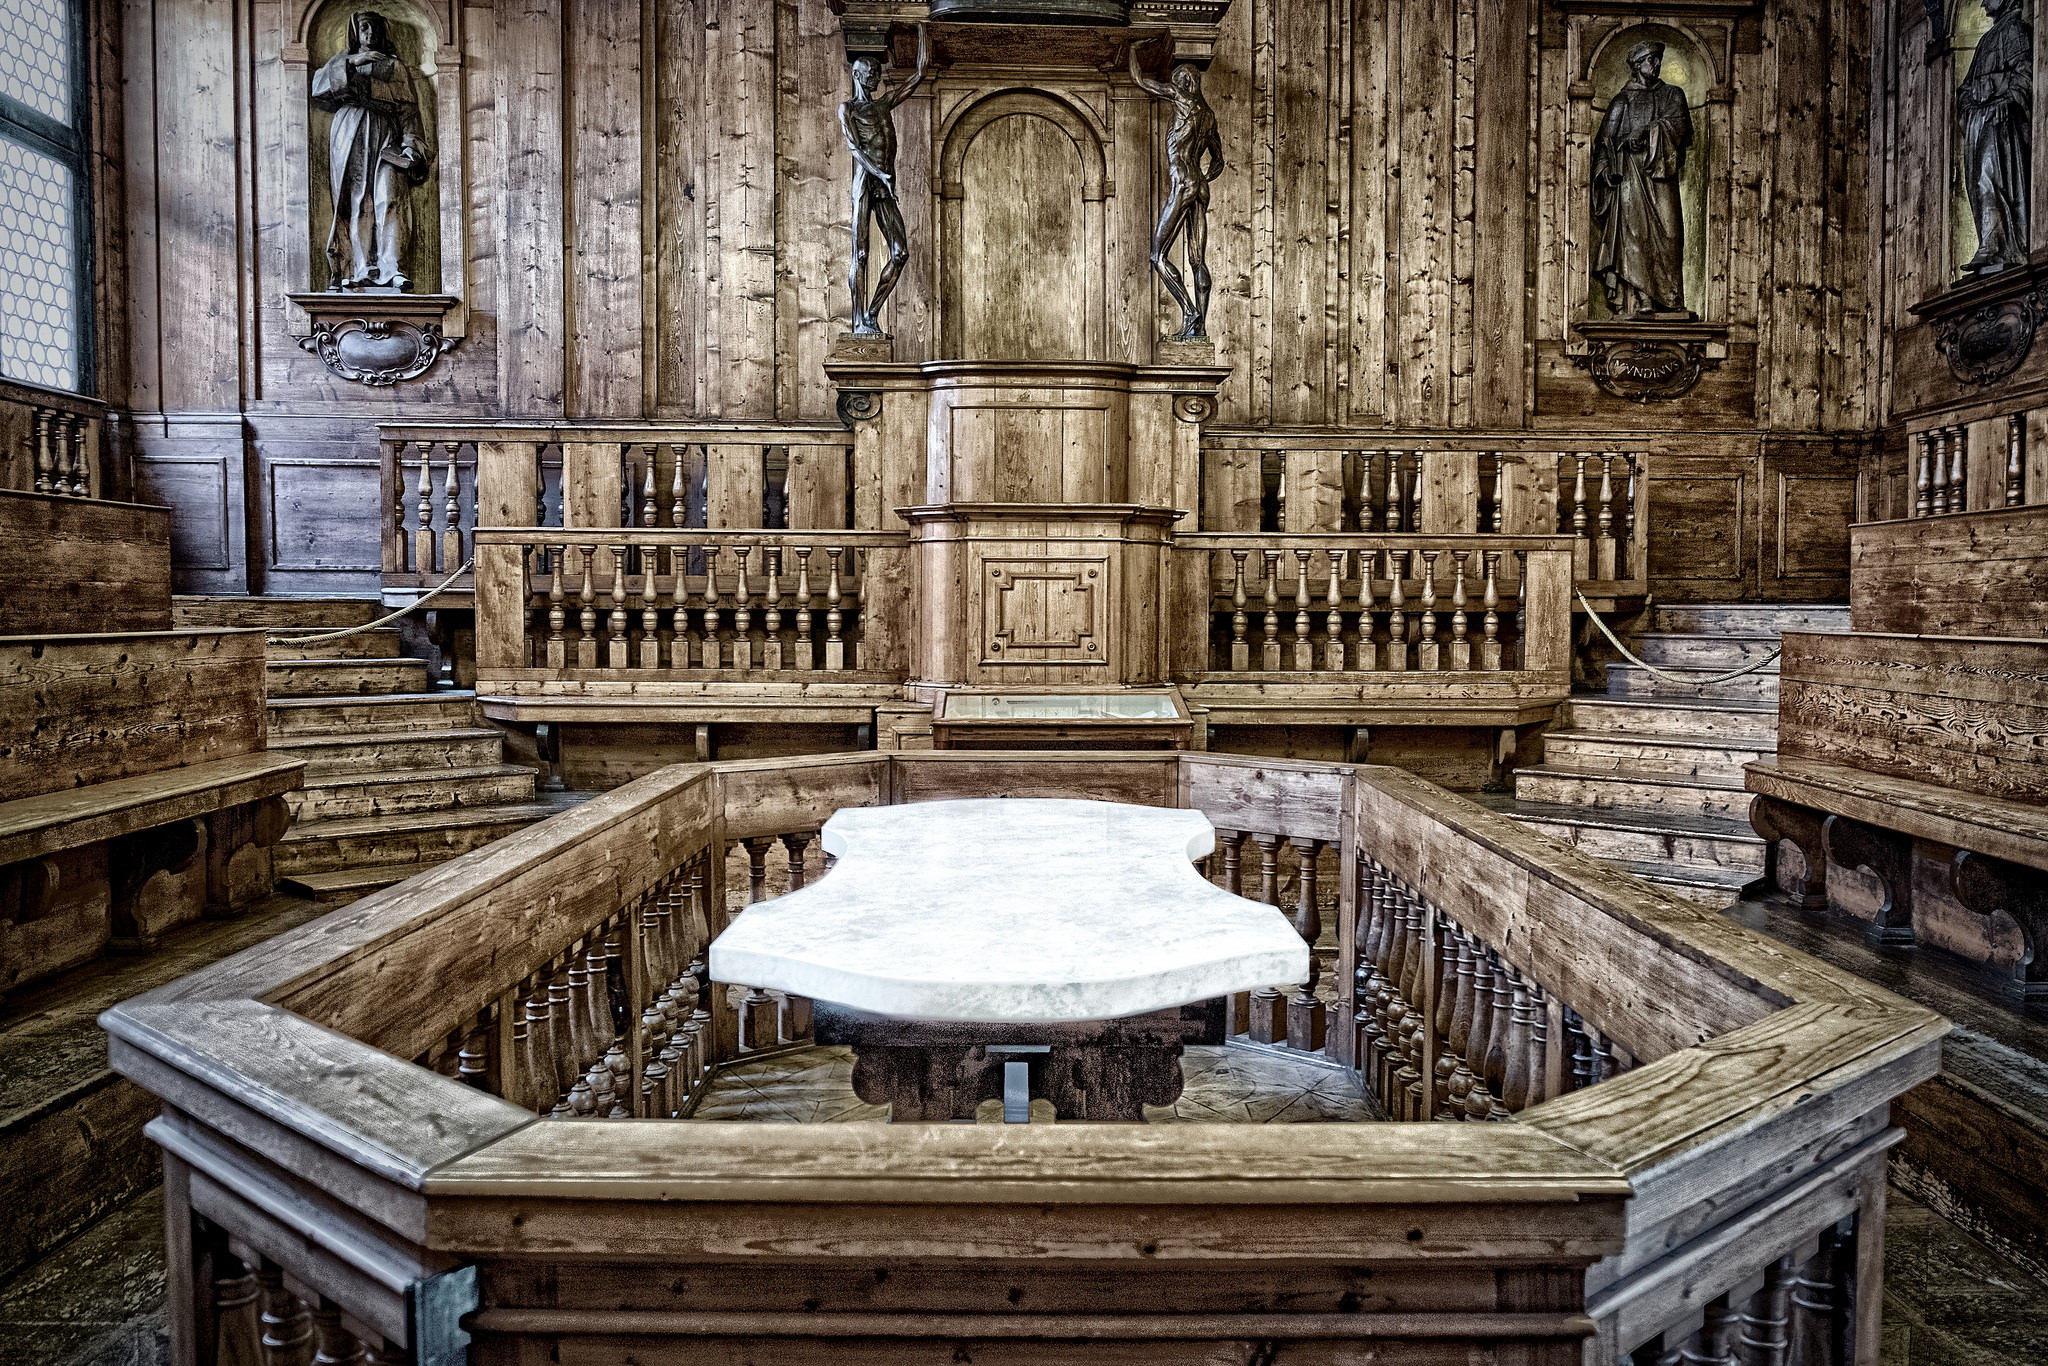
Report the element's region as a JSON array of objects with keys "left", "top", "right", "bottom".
[
  {"left": 0, "top": 753, "right": 306, "bottom": 866},
  {"left": 1744, "top": 757, "right": 2048, "bottom": 874}
]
